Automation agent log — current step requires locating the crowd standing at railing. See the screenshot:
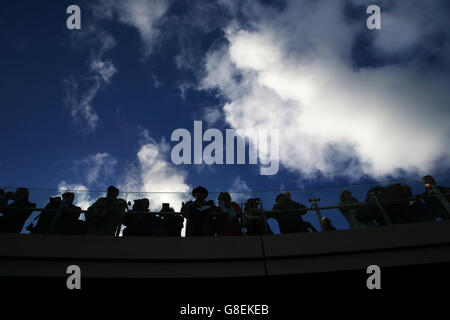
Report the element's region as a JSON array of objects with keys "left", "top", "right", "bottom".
[{"left": 0, "top": 175, "right": 449, "bottom": 237}]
